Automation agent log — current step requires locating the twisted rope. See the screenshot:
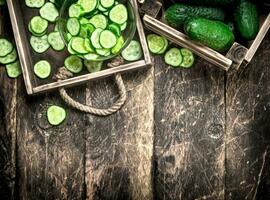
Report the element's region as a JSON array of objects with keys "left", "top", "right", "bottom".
[{"left": 54, "top": 57, "right": 127, "bottom": 116}]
